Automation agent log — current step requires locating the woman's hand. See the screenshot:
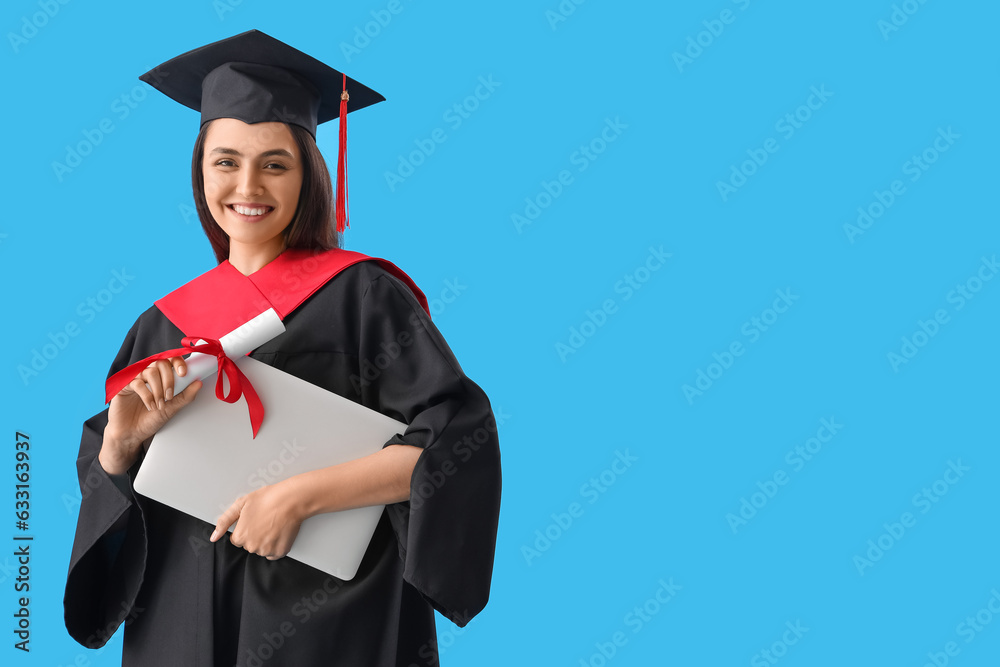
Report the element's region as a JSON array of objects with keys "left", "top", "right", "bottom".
[
  {"left": 99, "top": 357, "right": 203, "bottom": 475},
  {"left": 208, "top": 444, "right": 421, "bottom": 560},
  {"left": 210, "top": 481, "right": 304, "bottom": 560}
]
